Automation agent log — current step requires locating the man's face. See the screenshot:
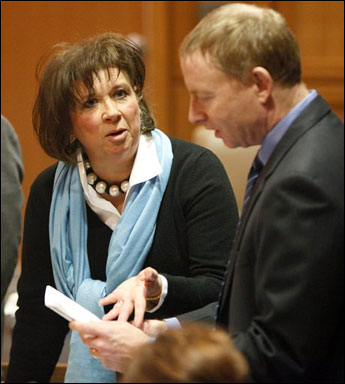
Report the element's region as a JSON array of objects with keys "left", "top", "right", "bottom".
[{"left": 181, "top": 51, "right": 264, "bottom": 148}]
